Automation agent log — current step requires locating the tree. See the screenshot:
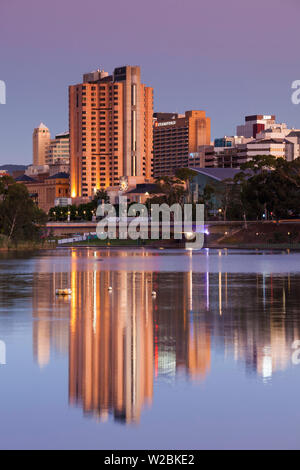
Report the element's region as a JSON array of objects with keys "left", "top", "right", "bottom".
[
  {"left": 175, "top": 168, "right": 198, "bottom": 203},
  {"left": 49, "top": 205, "right": 78, "bottom": 221},
  {"left": 0, "top": 180, "right": 47, "bottom": 242},
  {"left": 92, "top": 189, "right": 109, "bottom": 209},
  {"left": 198, "top": 184, "right": 215, "bottom": 220},
  {"left": 153, "top": 175, "right": 187, "bottom": 206},
  {"left": 240, "top": 154, "right": 279, "bottom": 173},
  {"left": 227, "top": 156, "right": 300, "bottom": 221}
]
